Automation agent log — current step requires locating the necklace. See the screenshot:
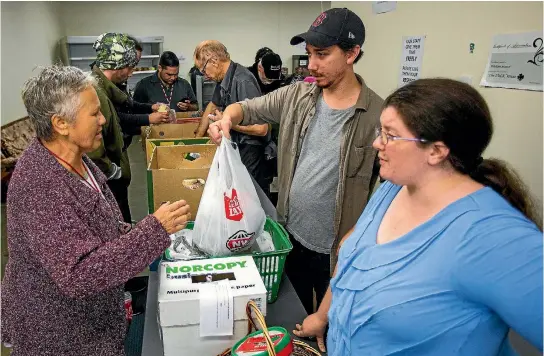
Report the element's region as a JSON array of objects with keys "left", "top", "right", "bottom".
[
  {"left": 160, "top": 81, "right": 174, "bottom": 106},
  {"left": 41, "top": 141, "right": 132, "bottom": 233},
  {"left": 42, "top": 144, "right": 99, "bottom": 193}
]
